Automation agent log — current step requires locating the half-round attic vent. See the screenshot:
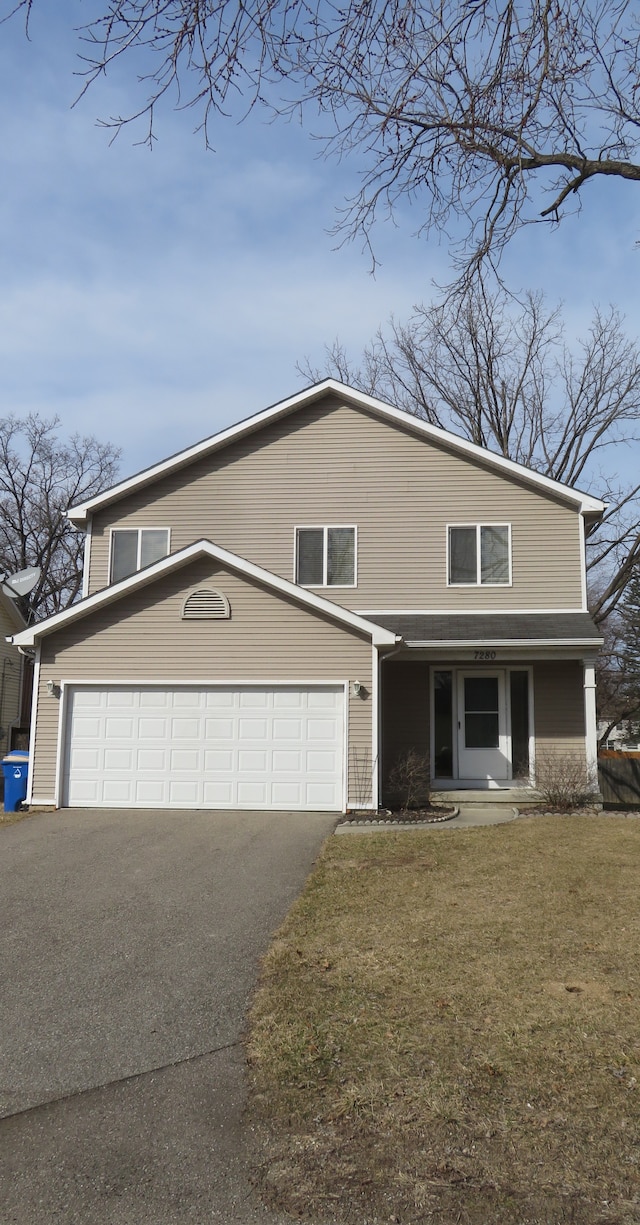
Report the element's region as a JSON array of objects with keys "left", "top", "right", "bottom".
[{"left": 182, "top": 588, "right": 230, "bottom": 620}]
